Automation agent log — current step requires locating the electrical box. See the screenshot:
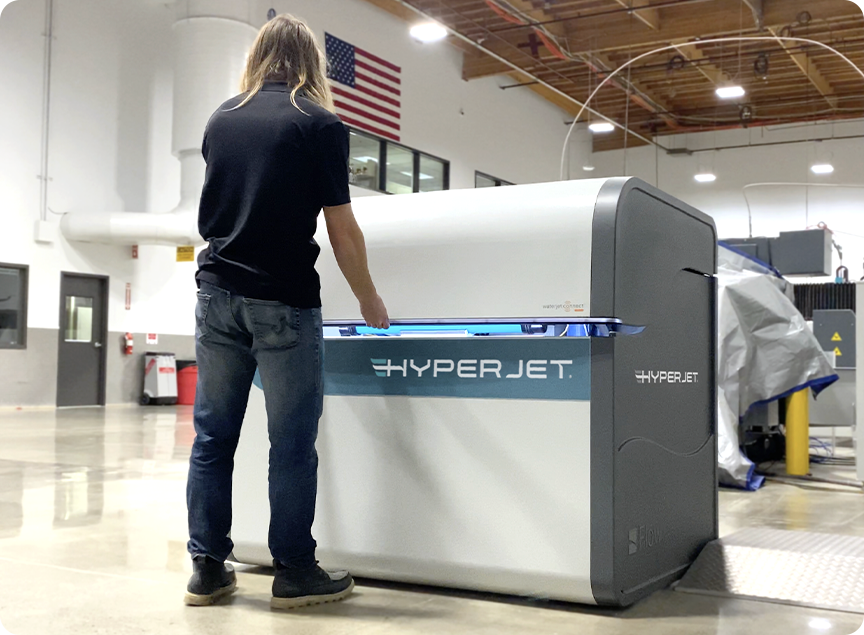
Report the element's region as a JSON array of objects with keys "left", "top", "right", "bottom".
[
  {"left": 771, "top": 229, "right": 832, "bottom": 277},
  {"left": 813, "top": 309, "right": 856, "bottom": 369},
  {"left": 722, "top": 237, "right": 772, "bottom": 265},
  {"left": 722, "top": 229, "right": 832, "bottom": 276}
]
